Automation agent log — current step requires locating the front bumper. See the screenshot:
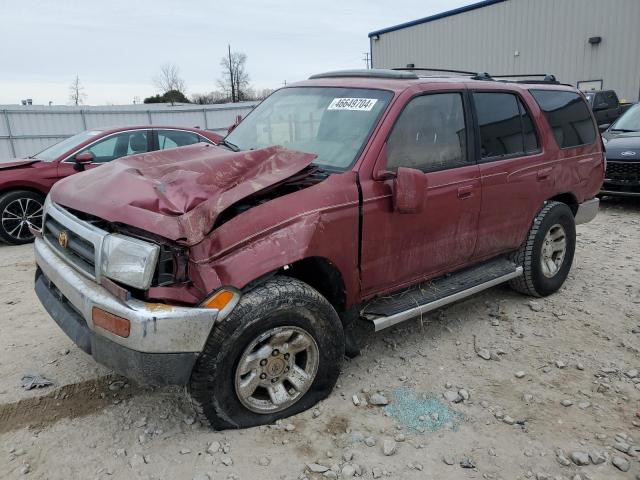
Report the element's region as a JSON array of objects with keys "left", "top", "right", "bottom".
[
  {"left": 34, "top": 237, "right": 218, "bottom": 384},
  {"left": 574, "top": 197, "right": 599, "bottom": 225}
]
